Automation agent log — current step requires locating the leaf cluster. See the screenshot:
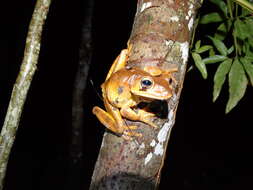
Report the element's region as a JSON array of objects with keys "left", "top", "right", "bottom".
[{"left": 191, "top": 0, "right": 253, "bottom": 113}]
